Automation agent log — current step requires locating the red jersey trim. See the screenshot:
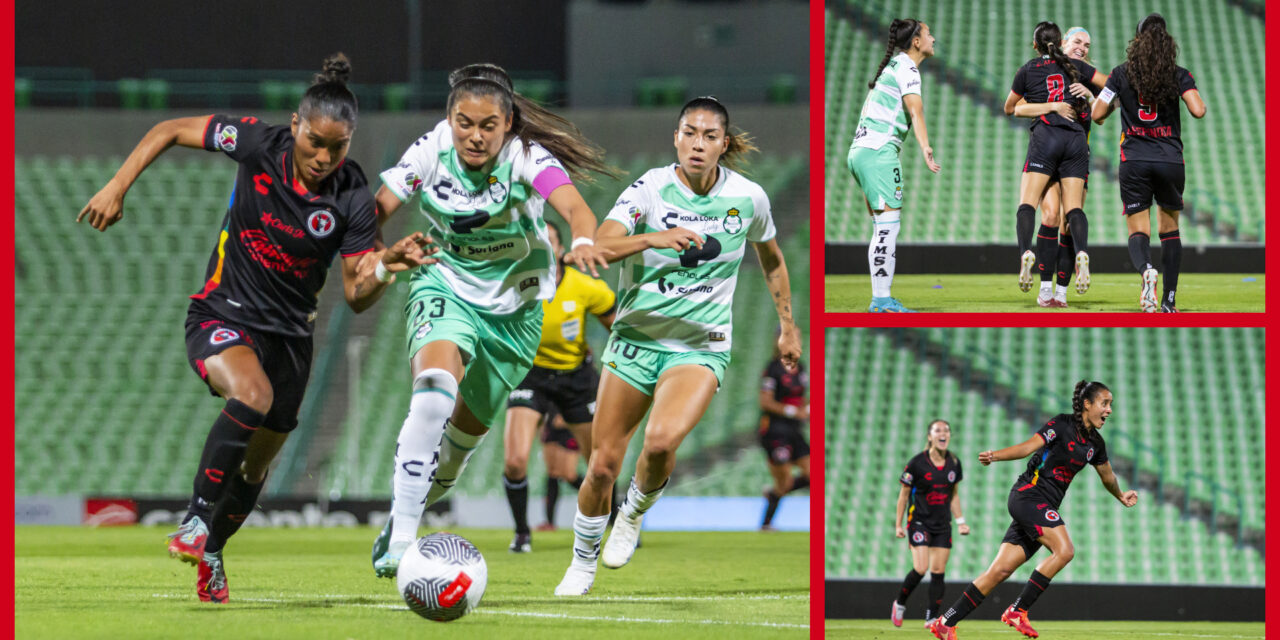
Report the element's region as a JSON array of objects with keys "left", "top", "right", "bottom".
[{"left": 340, "top": 248, "right": 375, "bottom": 258}]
